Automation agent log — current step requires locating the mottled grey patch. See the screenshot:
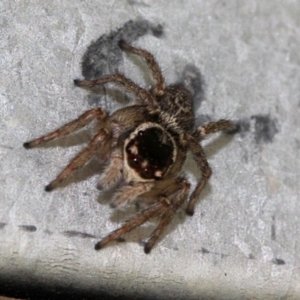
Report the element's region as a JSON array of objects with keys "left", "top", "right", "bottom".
[
  {"left": 200, "top": 247, "right": 210, "bottom": 254},
  {"left": 272, "top": 258, "right": 286, "bottom": 265},
  {"left": 126, "top": 0, "right": 151, "bottom": 7},
  {"left": 248, "top": 253, "right": 255, "bottom": 259},
  {"left": 151, "top": 24, "right": 164, "bottom": 37},
  {"left": 179, "top": 64, "right": 205, "bottom": 113},
  {"left": 62, "top": 230, "right": 96, "bottom": 239},
  {"left": 0, "top": 222, "right": 7, "bottom": 229},
  {"left": 81, "top": 19, "right": 164, "bottom": 80},
  {"left": 233, "top": 115, "right": 278, "bottom": 144},
  {"left": 271, "top": 215, "right": 276, "bottom": 241},
  {"left": 251, "top": 114, "right": 278, "bottom": 143},
  {"left": 19, "top": 225, "right": 37, "bottom": 232},
  {"left": 234, "top": 119, "right": 250, "bottom": 138},
  {"left": 220, "top": 253, "right": 229, "bottom": 259}
]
